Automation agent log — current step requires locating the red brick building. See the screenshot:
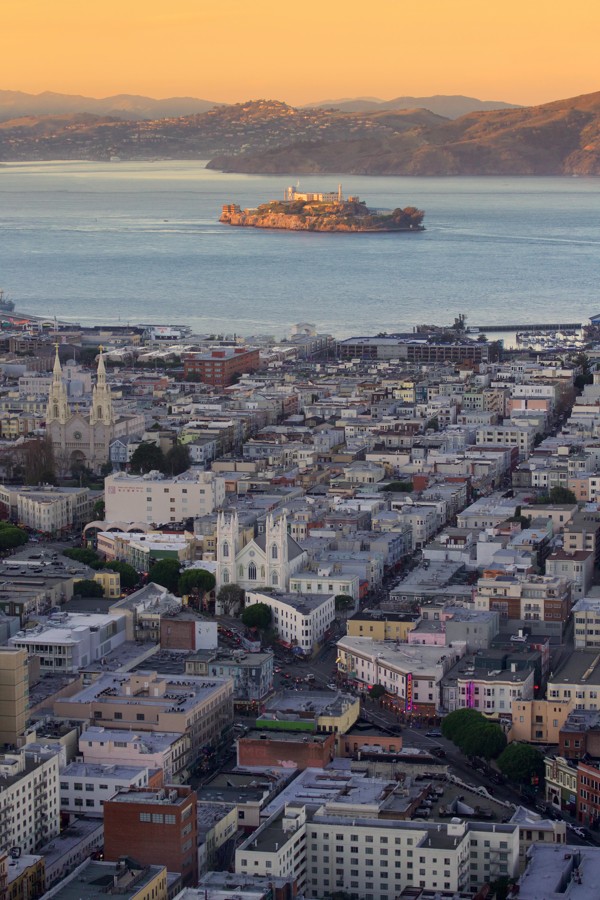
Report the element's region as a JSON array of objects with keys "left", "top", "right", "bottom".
[
  {"left": 237, "top": 731, "right": 336, "bottom": 769},
  {"left": 183, "top": 347, "right": 260, "bottom": 386},
  {"left": 103, "top": 786, "right": 198, "bottom": 885}
]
